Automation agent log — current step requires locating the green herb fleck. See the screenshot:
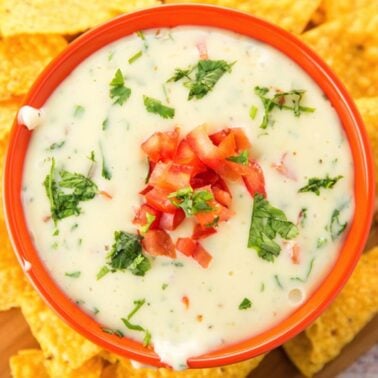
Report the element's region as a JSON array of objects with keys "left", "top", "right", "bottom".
[
  {"left": 128, "top": 50, "right": 143, "bottom": 64},
  {"left": 260, "top": 282, "right": 265, "bottom": 292},
  {"left": 274, "top": 274, "right": 283, "bottom": 289},
  {"left": 317, "top": 237, "right": 328, "bottom": 248},
  {"left": 248, "top": 194, "right": 299, "bottom": 262},
  {"left": 249, "top": 105, "right": 258, "bottom": 120},
  {"left": 239, "top": 298, "right": 252, "bottom": 310},
  {"left": 140, "top": 212, "right": 156, "bottom": 235},
  {"left": 73, "top": 105, "right": 85, "bottom": 118},
  {"left": 143, "top": 96, "right": 175, "bottom": 119},
  {"left": 330, "top": 209, "right": 348, "bottom": 240},
  {"left": 100, "top": 147, "right": 112, "bottom": 180},
  {"left": 143, "top": 330, "right": 151, "bottom": 346},
  {"left": 43, "top": 158, "right": 98, "bottom": 225},
  {"left": 48, "top": 141, "right": 65, "bottom": 150},
  {"left": 109, "top": 69, "right": 131, "bottom": 105},
  {"left": 96, "top": 265, "right": 110, "bottom": 280},
  {"left": 71, "top": 223, "right": 78, "bottom": 231},
  {"left": 65, "top": 271, "right": 81, "bottom": 278},
  {"left": 136, "top": 30, "right": 148, "bottom": 49},
  {"left": 299, "top": 208, "right": 307, "bottom": 227},
  {"left": 102, "top": 327, "right": 124, "bottom": 337},
  {"left": 88, "top": 150, "right": 96, "bottom": 162},
  {"left": 93, "top": 307, "right": 100, "bottom": 315},
  {"left": 254, "top": 86, "right": 315, "bottom": 129},
  {"left": 226, "top": 150, "right": 249, "bottom": 165},
  {"left": 291, "top": 258, "right": 315, "bottom": 283},
  {"left": 102, "top": 118, "right": 109, "bottom": 131},
  {"left": 162, "top": 283, "right": 168, "bottom": 290},
  {"left": 298, "top": 175, "right": 343, "bottom": 196},
  {"left": 168, "top": 60, "right": 235, "bottom": 100}
]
